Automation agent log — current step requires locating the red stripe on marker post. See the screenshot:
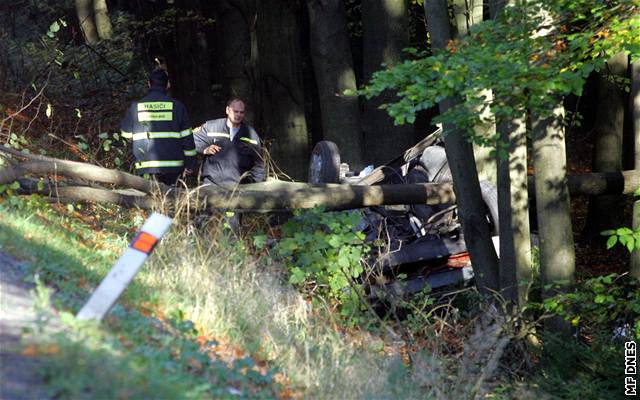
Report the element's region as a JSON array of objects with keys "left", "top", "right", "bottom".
[
  {"left": 76, "top": 213, "right": 173, "bottom": 321},
  {"left": 131, "top": 231, "right": 159, "bottom": 254}
]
